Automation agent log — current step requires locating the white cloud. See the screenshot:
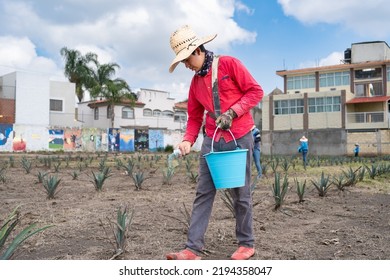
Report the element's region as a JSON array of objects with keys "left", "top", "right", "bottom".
[
  {"left": 0, "top": 36, "right": 61, "bottom": 78},
  {"left": 0, "top": 0, "right": 258, "bottom": 101},
  {"left": 277, "top": 0, "right": 390, "bottom": 37},
  {"left": 299, "top": 52, "right": 344, "bottom": 69}
]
